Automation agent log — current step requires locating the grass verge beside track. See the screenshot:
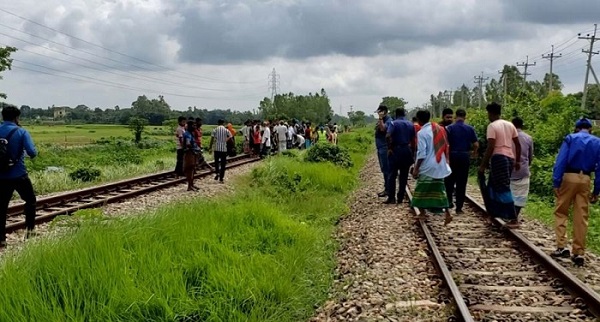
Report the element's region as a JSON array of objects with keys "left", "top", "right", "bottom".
[{"left": 0, "top": 128, "right": 373, "bottom": 321}]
